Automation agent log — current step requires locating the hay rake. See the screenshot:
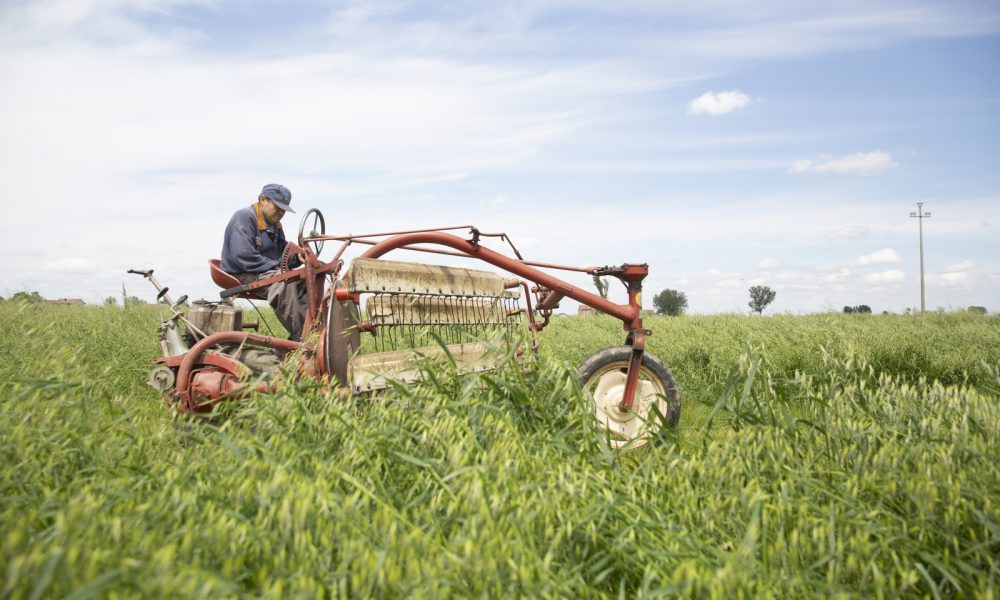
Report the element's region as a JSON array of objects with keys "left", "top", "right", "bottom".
[{"left": 131, "top": 209, "right": 679, "bottom": 447}]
